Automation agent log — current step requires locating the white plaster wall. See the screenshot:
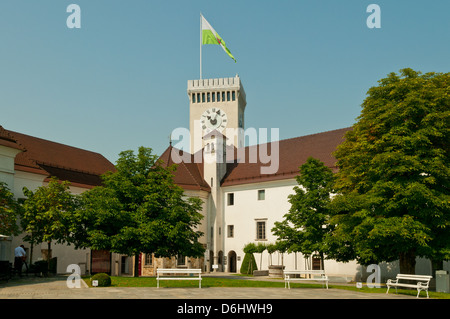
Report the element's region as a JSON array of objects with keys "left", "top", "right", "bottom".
[
  {"left": 222, "top": 179, "right": 360, "bottom": 280},
  {"left": 13, "top": 171, "right": 46, "bottom": 198},
  {"left": 184, "top": 189, "right": 210, "bottom": 246},
  {"left": 0, "top": 145, "right": 22, "bottom": 192},
  {"left": 9, "top": 171, "right": 93, "bottom": 273},
  {"left": 223, "top": 180, "right": 295, "bottom": 272}
]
